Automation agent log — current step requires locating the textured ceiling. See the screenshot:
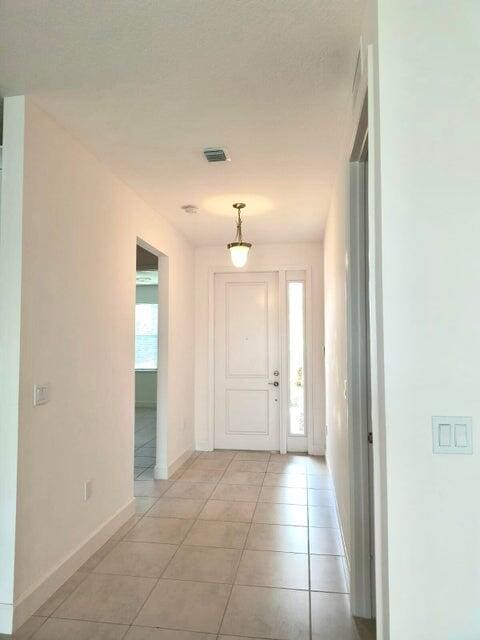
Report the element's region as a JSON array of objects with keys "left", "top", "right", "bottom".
[{"left": 0, "top": 0, "right": 365, "bottom": 246}]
